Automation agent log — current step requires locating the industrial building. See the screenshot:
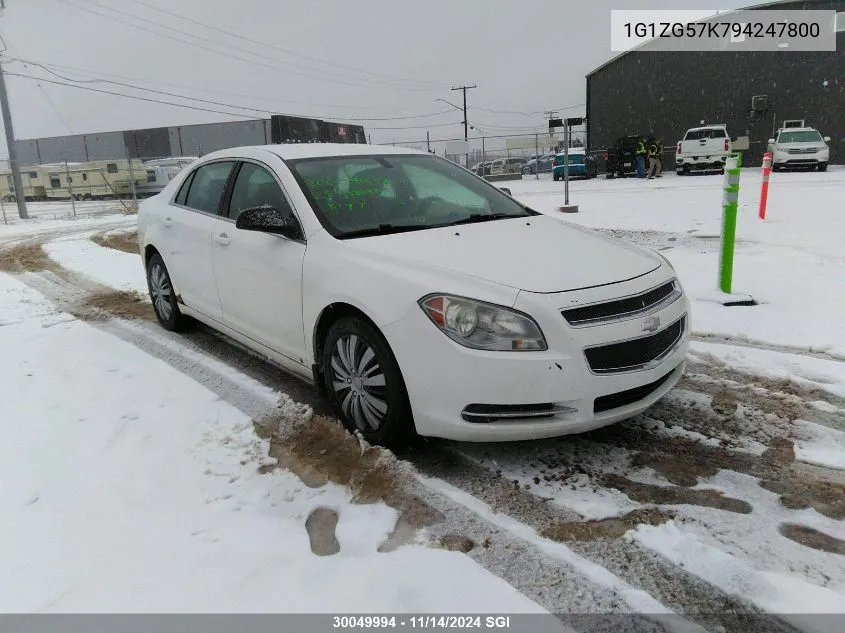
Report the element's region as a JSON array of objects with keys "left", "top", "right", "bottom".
[
  {"left": 13, "top": 115, "right": 367, "bottom": 165},
  {"left": 586, "top": 0, "right": 845, "bottom": 167}
]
